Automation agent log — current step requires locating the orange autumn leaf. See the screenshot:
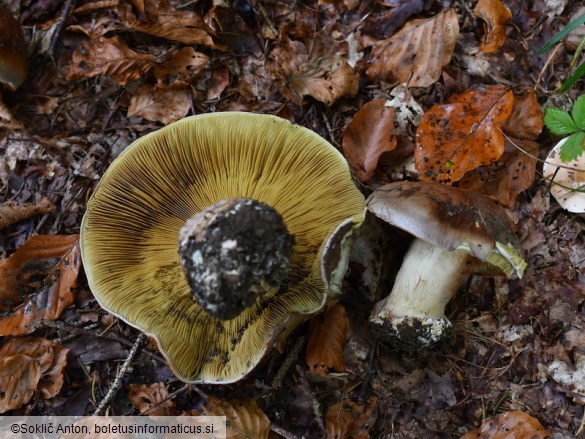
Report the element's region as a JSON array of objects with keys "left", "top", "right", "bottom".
[
  {"left": 461, "top": 410, "right": 550, "bottom": 438},
  {"left": 474, "top": 0, "right": 512, "bottom": 53},
  {"left": 128, "top": 382, "right": 176, "bottom": 415},
  {"left": 459, "top": 137, "right": 538, "bottom": 207},
  {"left": 153, "top": 47, "right": 209, "bottom": 87},
  {"left": 325, "top": 396, "right": 378, "bottom": 439},
  {"left": 306, "top": 304, "right": 349, "bottom": 376},
  {"left": 415, "top": 85, "right": 514, "bottom": 184},
  {"left": 0, "top": 235, "right": 81, "bottom": 336},
  {"left": 128, "top": 84, "right": 190, "bottom": 124},
  {"left": 197, "top": 396, "right": 270, "bottom": 439},
  {"left": 366, "top": 9, "right": 459, "bottom": 87},
  {"left": 502, "top": 89, "right": 544, "bottom": 141},
  {"left": 0, "top": 337, "right": 69, "bottom": 413},
  {"left": 342, "top": 99, "right": 397, "bottom": 183}
]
